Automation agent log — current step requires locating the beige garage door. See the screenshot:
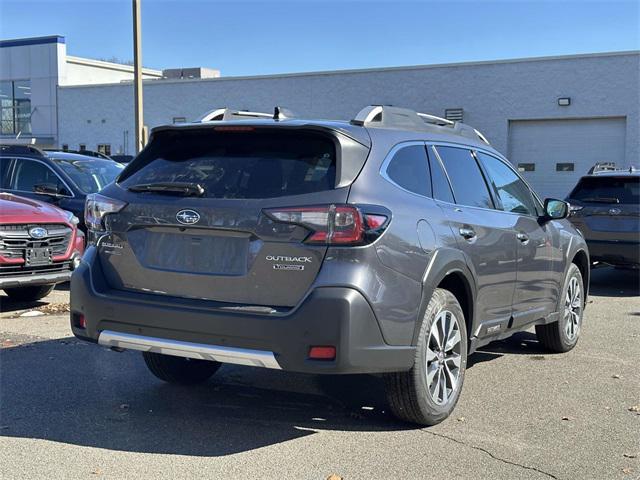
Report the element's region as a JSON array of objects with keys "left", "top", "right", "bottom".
[{"left": 508, "top": 117, "right": 627, "bottom": 199}]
